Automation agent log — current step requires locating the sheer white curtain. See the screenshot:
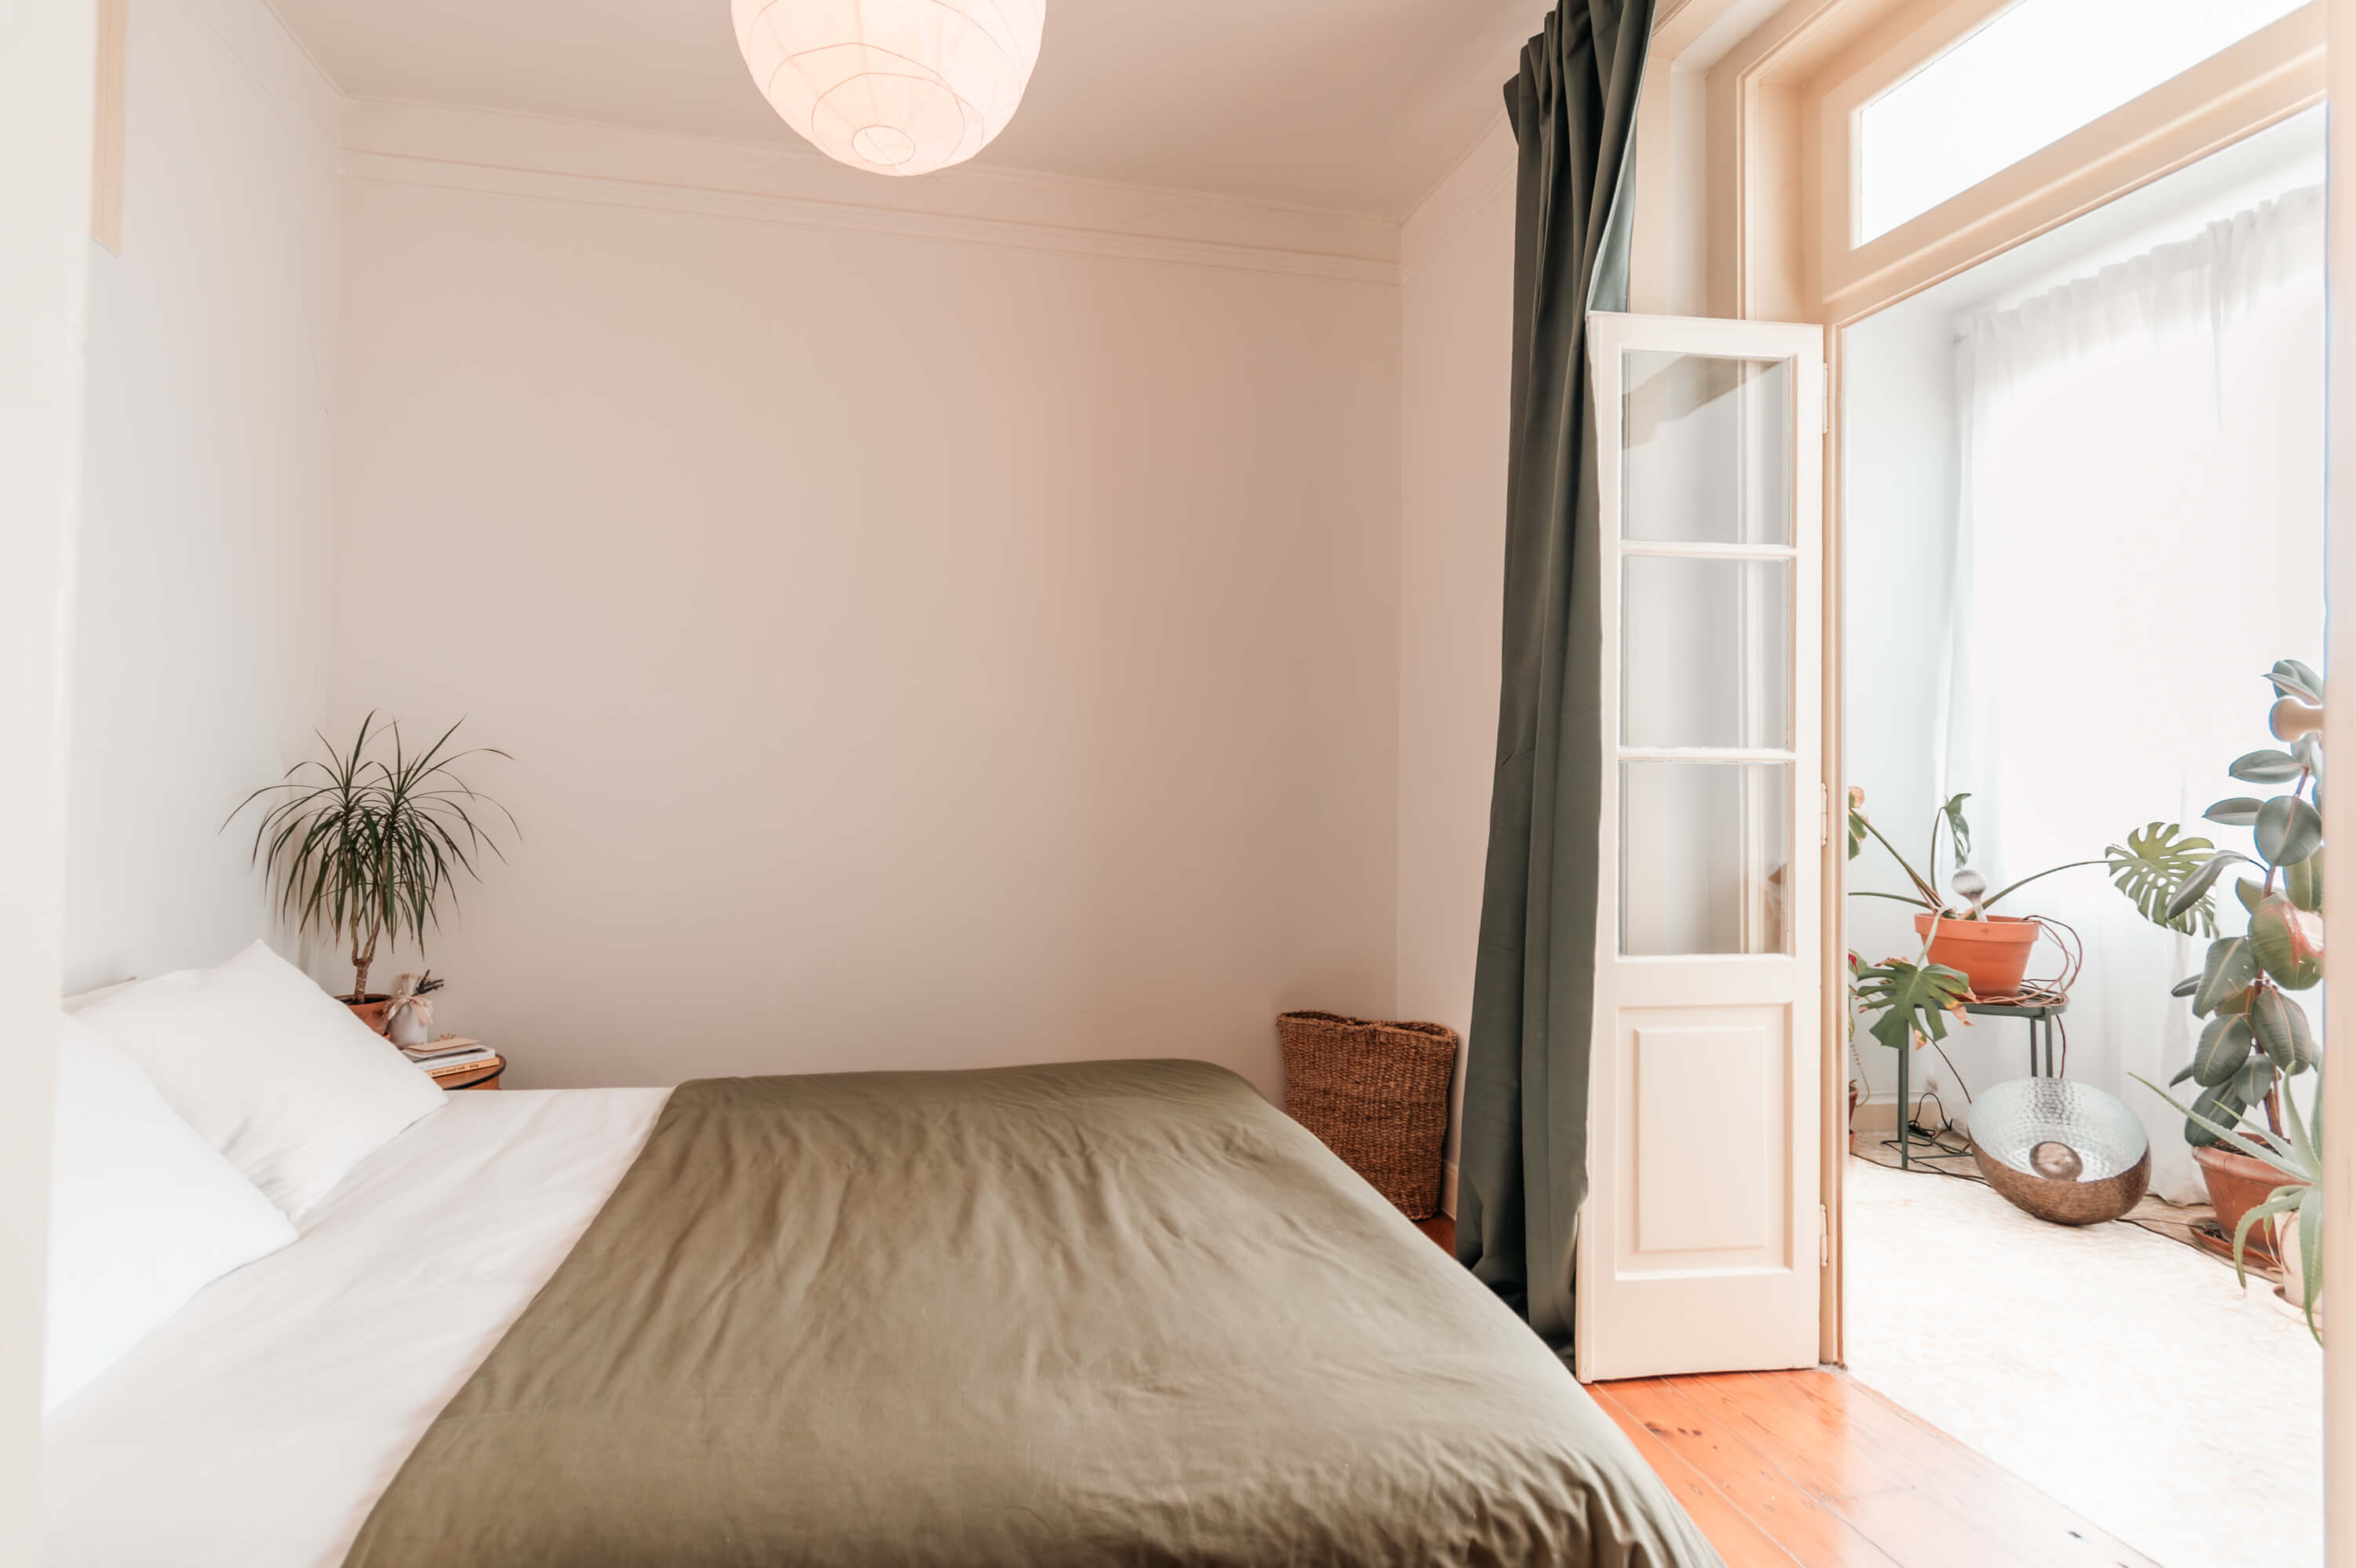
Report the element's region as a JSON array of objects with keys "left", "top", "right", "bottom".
[{"left": 1944, "top": 186, "right": 2325, "bottom": 1201}]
